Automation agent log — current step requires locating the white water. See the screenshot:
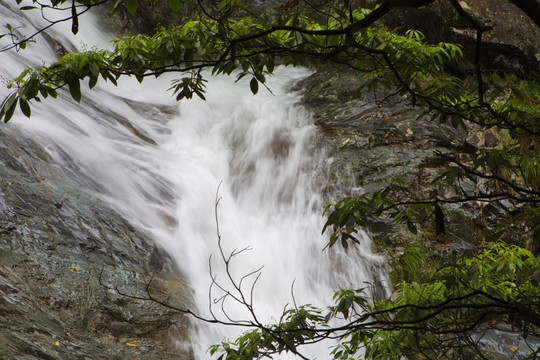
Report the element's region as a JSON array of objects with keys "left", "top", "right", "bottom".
[{"left": 1, "top": 4, "right": 389, "bottom": 359}]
